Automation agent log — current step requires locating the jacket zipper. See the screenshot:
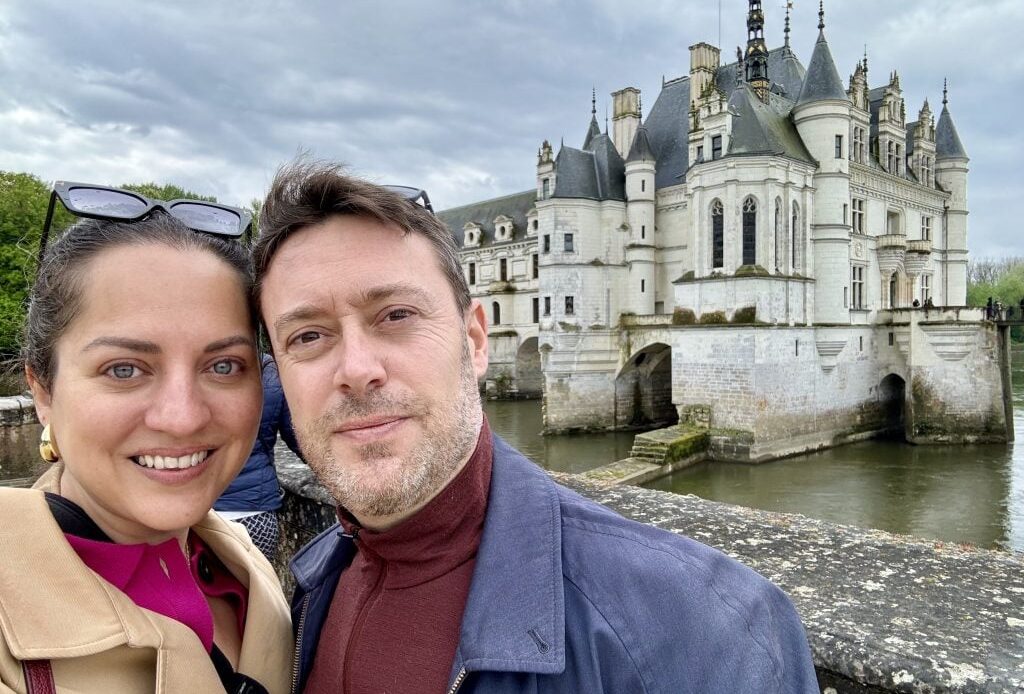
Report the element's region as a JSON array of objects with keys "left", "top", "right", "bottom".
[
  {"left": 290, "top": 593, "right": 312, "bottom": 694},
  {"left": 447, "top": 667, "right": 468, "bottom": 694},
  {"left": 342, "top": 551, "right": 387, "bottom": 693}
]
